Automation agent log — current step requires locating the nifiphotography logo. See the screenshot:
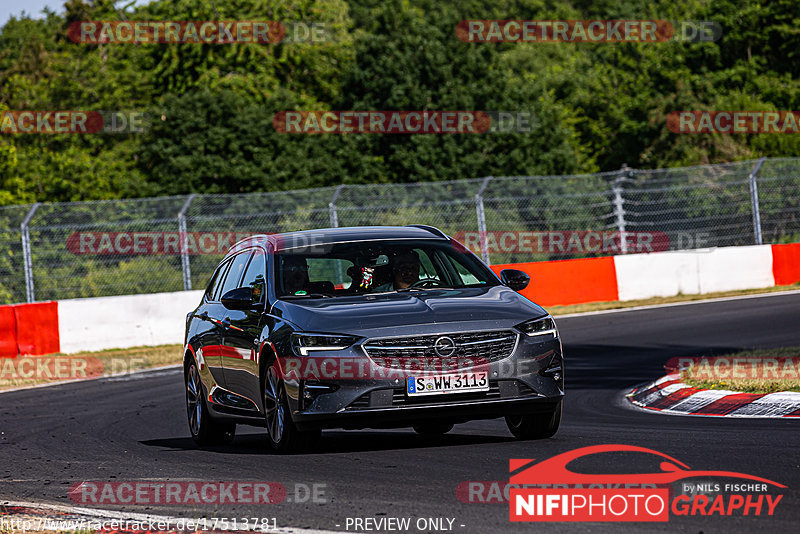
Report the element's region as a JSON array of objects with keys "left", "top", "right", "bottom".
[{"left": 509, "top": 444, "right": 785, "bottom": 522}]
